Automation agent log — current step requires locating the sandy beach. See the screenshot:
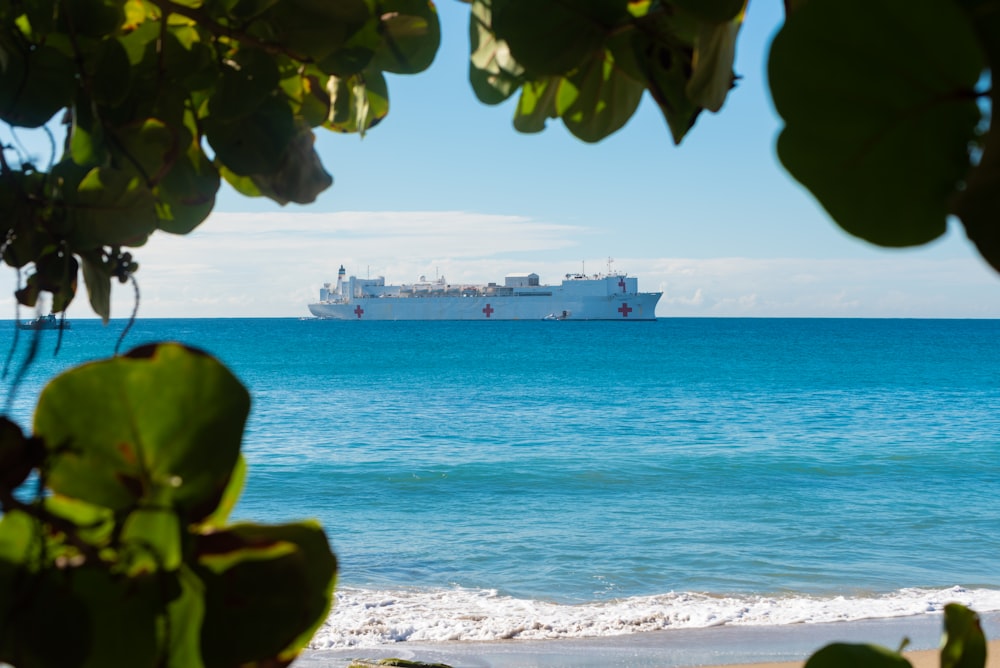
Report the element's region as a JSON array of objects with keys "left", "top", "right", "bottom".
[
  {"left": 709, "top": 641, "right": 1000, "bottom": 668},
  {"left": 298, "top": 612, "right": 1000, "bottom": 668}
]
